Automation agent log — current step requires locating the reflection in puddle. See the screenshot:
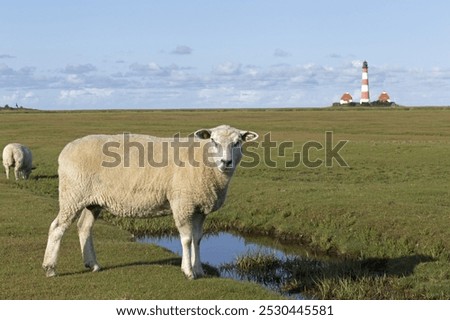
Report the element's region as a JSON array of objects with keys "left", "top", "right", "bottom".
[
  {"left": 140, "top": 232, "right": 286, "bottom": 265},
  {"left": 138, "top": 232, "right": 321, "bottom": 299}
]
